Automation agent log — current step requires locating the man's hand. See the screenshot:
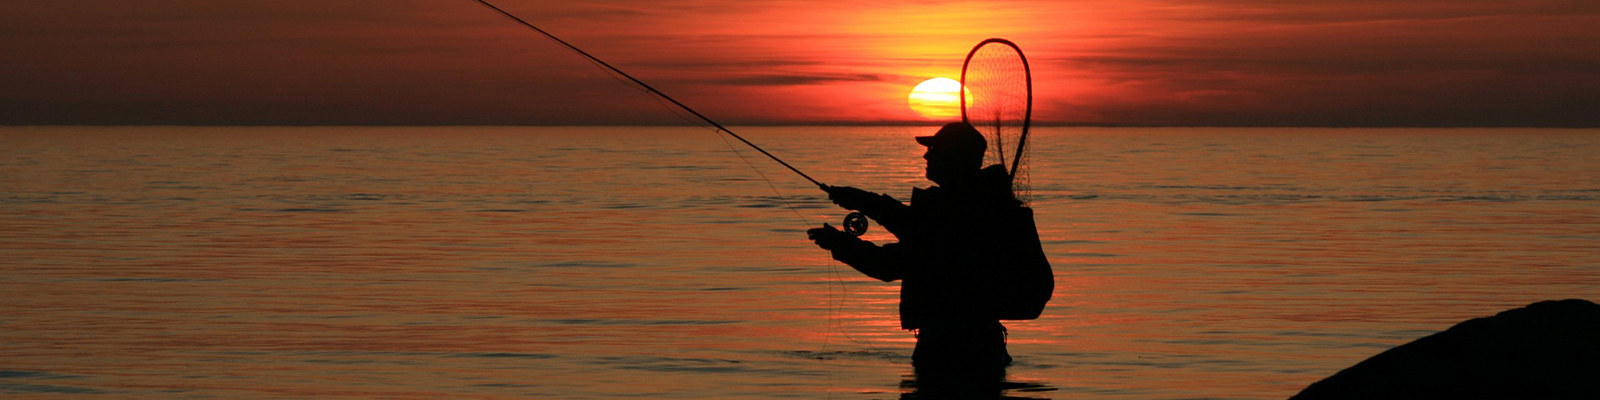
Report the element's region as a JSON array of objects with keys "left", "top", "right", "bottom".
[
  {"left": 824, "top": 185, "right": 878, "bottom": 211},
  {"left": 807, "top": 223, "right": 855, "bottom": 251}
]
